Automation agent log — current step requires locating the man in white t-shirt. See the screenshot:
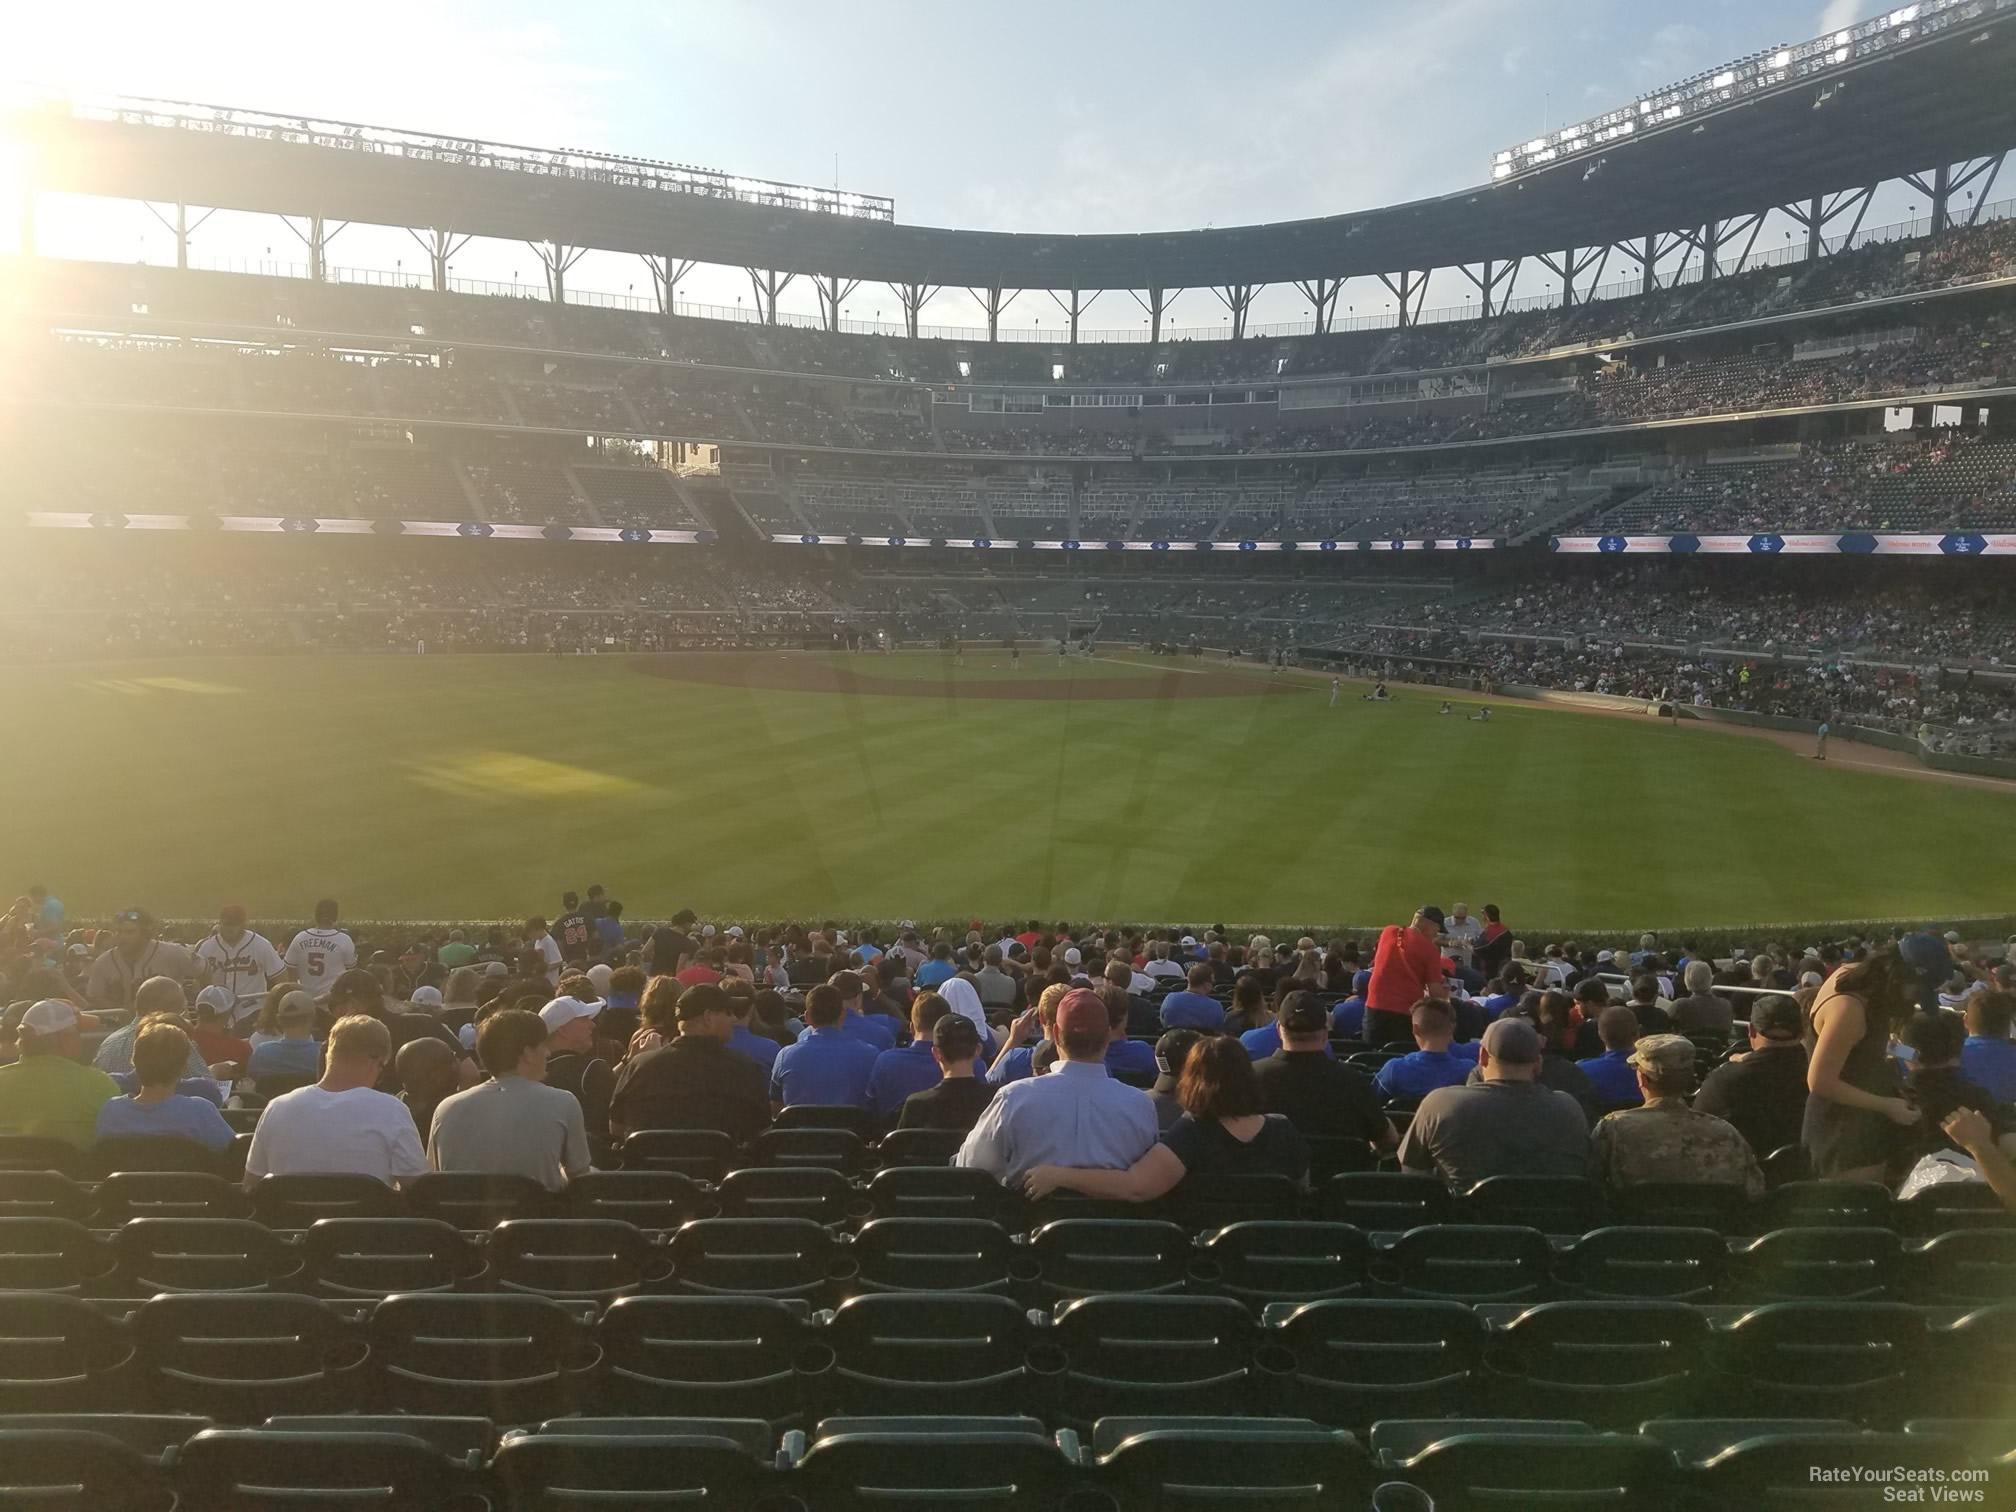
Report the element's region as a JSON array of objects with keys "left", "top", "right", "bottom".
[
  {"left": 1442, "top": 903, "right": 1485, "bottom": 969},
  {"left": 194, "top": 904, "right": 289, "bottom": 1024},
  {"left": 284, "top": 899, "right": 357, "bottom": 1002},
  {"left": 1141, "top": 942, "right": 1187, "bottom": 983},
  {"left": 242, "top": 1014, "right": 426, "bottom": 1189},
  {"left": 522, "top": 915, "right": 564, "bottom": 987}
]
